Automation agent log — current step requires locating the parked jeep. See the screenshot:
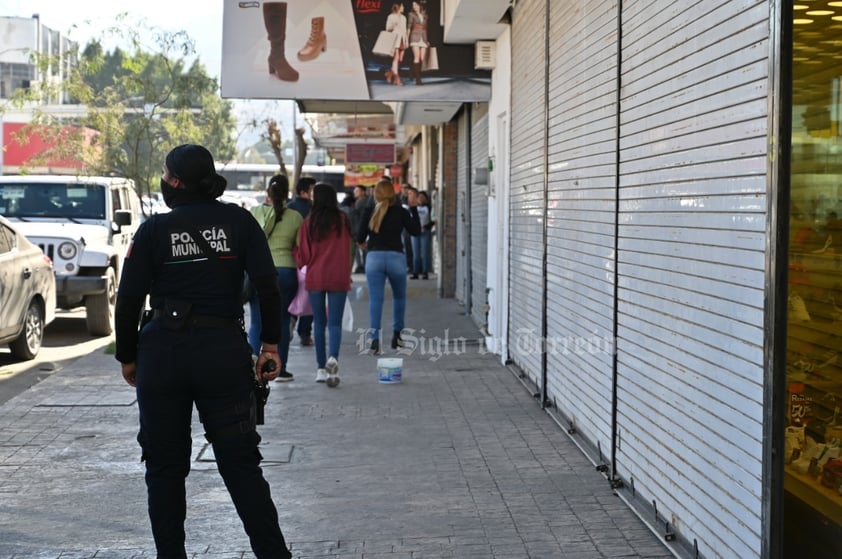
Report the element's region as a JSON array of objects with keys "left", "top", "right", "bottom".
[{"left": 0, "top": 175, "right": 141, "bottom": 336}]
